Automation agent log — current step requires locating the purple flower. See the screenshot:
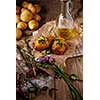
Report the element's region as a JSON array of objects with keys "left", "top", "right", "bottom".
[
  {"left": 44, "top": 56, "right": 50, "bottom": 61},
  {"left": 40, "top": 57, "right": 46, "bottom": 62},
  {"left": 35, "top": 56, "right": 55, "bottom": 63},
  {"left": 48, "top": 57, "right": 55, "bottom": 63},
  {"left": 35, "top": 56, "right": 46, "bottom": 63}
]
